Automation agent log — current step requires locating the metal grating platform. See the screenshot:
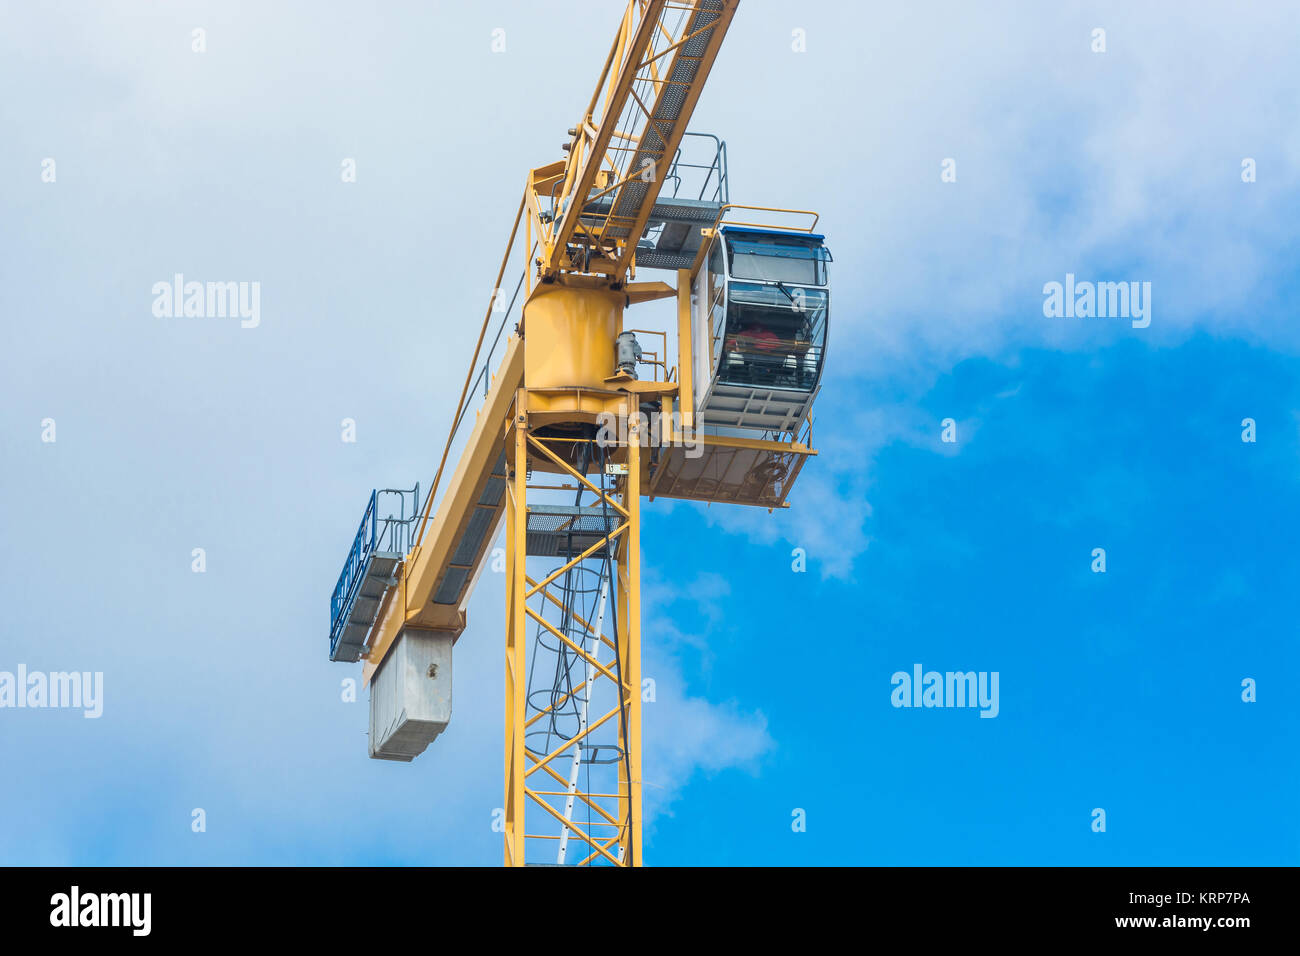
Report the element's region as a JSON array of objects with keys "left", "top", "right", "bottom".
[
  {"left": 330, "top": 551, "right": 402, "bottom": 663},
  {"left": 698, "top": 382, "right": 818, "bottom": 434},
  {"left": 584, "top": 195, "right": 723, "bottom": 271},
  {"left": 649, "top": 438, "right": 813, "bottom": 509},
  {"left": 526, "top": 504, "right": 623, "bottom": 559},
  {"left": 602, "top": 0, "right": 724, "bottom": 241}
]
